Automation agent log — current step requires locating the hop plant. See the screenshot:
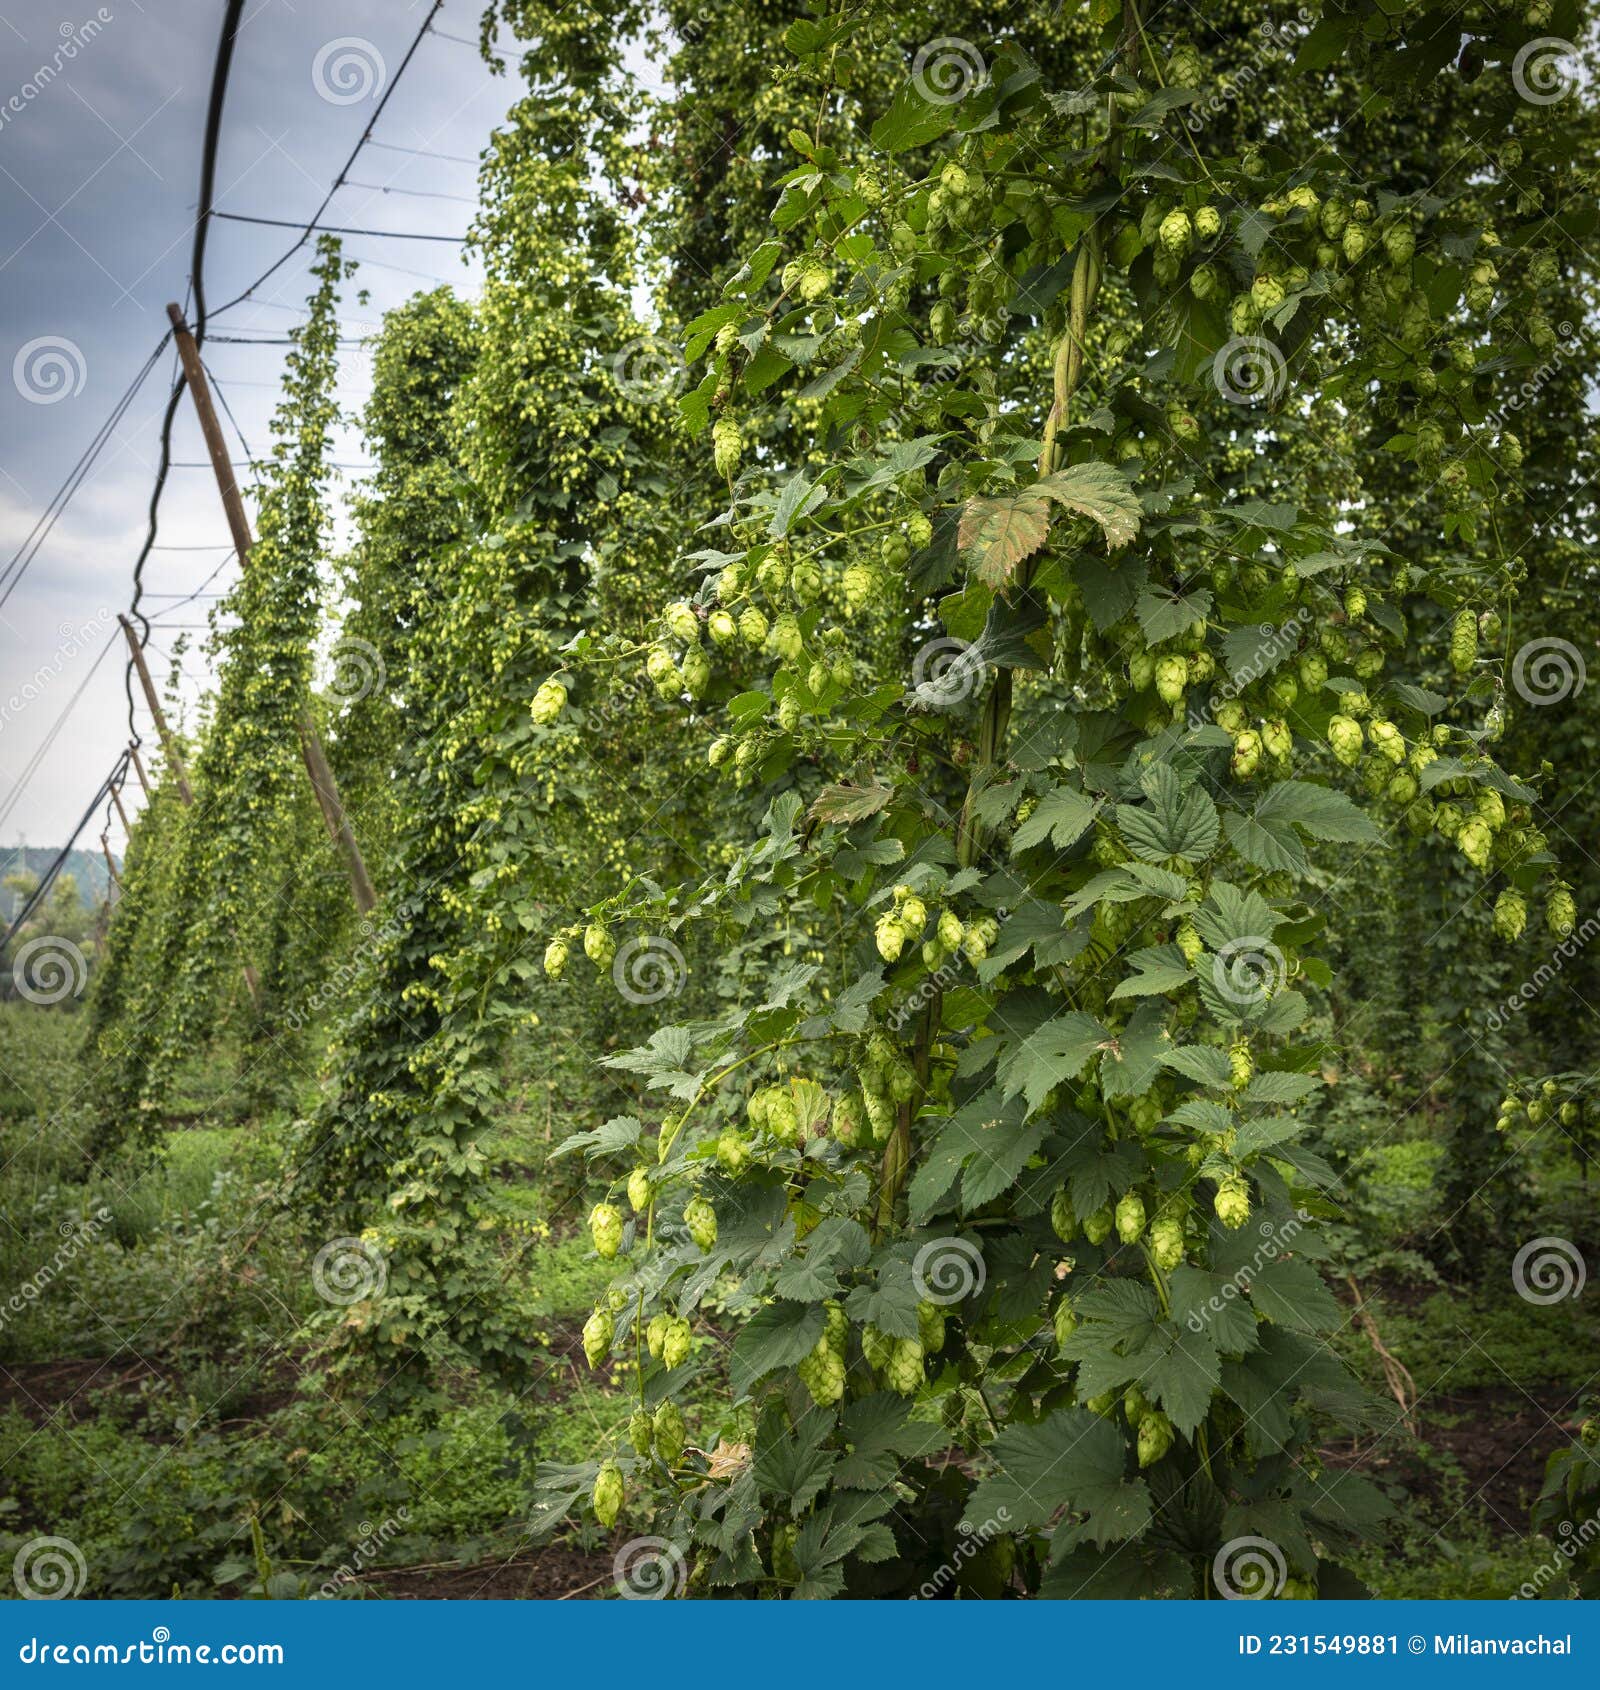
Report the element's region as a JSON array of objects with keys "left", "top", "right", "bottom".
[
  {"left": 582, "top": 1307, "right": 614, "bottom": 1368},
  {"left": 1155, "top": 654, "right": 1188, "bottom": 705},
  {"left": 886, "top": 1335, "right": 925, "bottom": 1395},
  {"left": 1328, "top": 714, "right": 1364, "bottom": 767},
  {"left": 530, "top": 679, "right": 567, "bottom": 725},
  {"left": 627, "top": 1166, "right": 652, "bottom": 1214},
  {"left": 662, "top": 1316, "right": 693, "bottom": 1369},
  {"left": 1449, "top": 609, "right": 1477, "bottom": 675},
  {"left": 1158, "top": 209, "right": 1193, "bottom": 256},
  {"left": 645, "top": 1313, "right": 667, "bottom": 1360},
  {"left": 543, "top": 937, "right": 569, "bottom": 979},
  {"left": 716, "top": 1128, "right": 747, "bottom": 1172},
  {"left": 917, "top": 1300, "right": 947, "bottom": 1355},
  {"left": 1548, "top": 883, "right": 1577, "bottom": 939},
  {"left": 1493, "top": 890, "right": 1527, "bottom": 942},
  {"left": 1115, "top": 1191, "right": 1147, "bottom": 1244},
  {"left": 1176, "top": 919, "right": 1204, "bottom": 966},
  {"left": 1082, "top": 1205, "right": 1114, "bottom": 1246},
  {"left": 712, "top": 417, "right": 741, "bottom": 478},
  {"left": 1050, "top": 1187, "right": 1077, "bottom": 1243},
  {"left": 593, "top": 1461, "right": 624, "bottom": 1528},
  {"left": 653, "top": 1399, "right": 686, "bottom": 1465},
  {"left": 875, "top": 911, "right": 908, "bottom": 963},
  {"left": 861, "top": 1324, "right": 894, "bottom": 1371},
  {"left": 684, "top": 1195, "right": 718, "bottom": 1251},
  {"left": 1215, "top": 1173, "right": 1252, "bottom": 1230},
  {"left": 1137, "top": 1410, "right": 1175, "bottom": 1468},
  {"left": 1150, "top": 1215, "right": 1185, "bottom": 1273},
  {"left": 590, "top": 1202, "right": 624, "bottom": 1259},
  {"left": 583, "top": 923, "right": 616, "bottom": 968},
  {"left": 798, "top": 1334, "right": 846, "bottom": 1406},
  {"left": 1229, "top": 1041, "right": 1253, "bottom": 1089},
  {"left": 629, "top": 1409, "right": 654, "bottom": 1458}
]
